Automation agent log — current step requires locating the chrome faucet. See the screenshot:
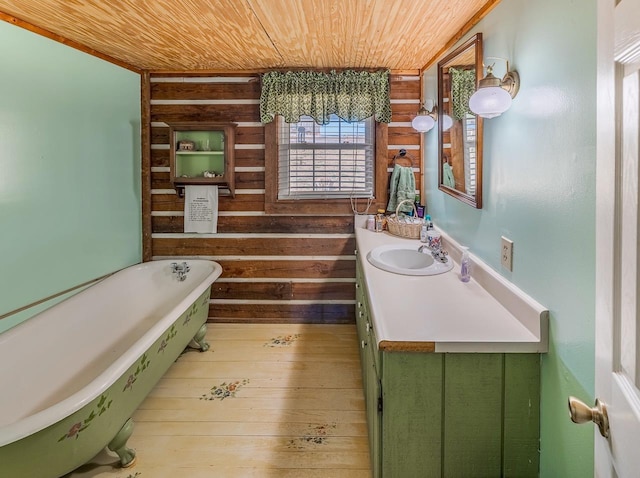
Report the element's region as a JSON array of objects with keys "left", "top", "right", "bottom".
[
  {"left": 171, "top": 262, "right": 190, "bottom": 281},
  {"left": 431, "top": 249, "right": 449, "bottom": 263},
  {"left": 417, "top": 245, "right": 449, "bottom": 263}
]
